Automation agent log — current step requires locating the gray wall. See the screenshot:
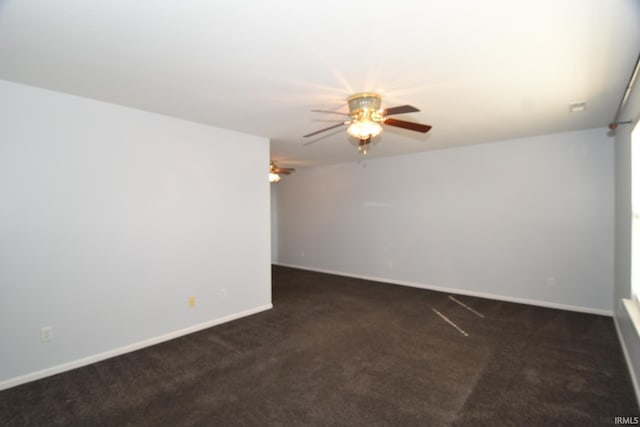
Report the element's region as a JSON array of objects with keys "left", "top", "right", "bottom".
[
  {"left": 614, "top": 73, "right": 640, "bottom": 400},
  {"left": 271, "top": 185, "right": 279, "bottom": 263},
  {"left": 275, "top": 128, "right": 614, "bottom": 313},
  {"left": 0, "top": 80, "right": 272, "bottom": 388}
]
